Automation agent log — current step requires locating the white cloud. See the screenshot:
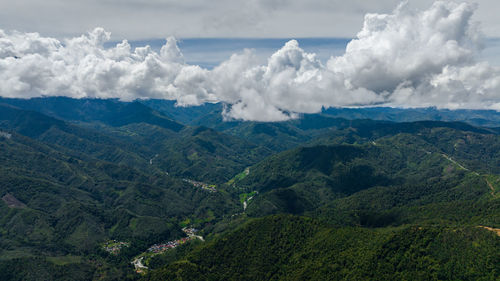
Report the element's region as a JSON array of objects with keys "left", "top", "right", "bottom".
[
  {"left": 4, "top": 0, "right": 500, "bottom": 39},
  {"left": 325, "top": 0, "right": 500, "bottom": 110},
  {"left": 0, "top": 1, "right": 499, "bottom": 121}
]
